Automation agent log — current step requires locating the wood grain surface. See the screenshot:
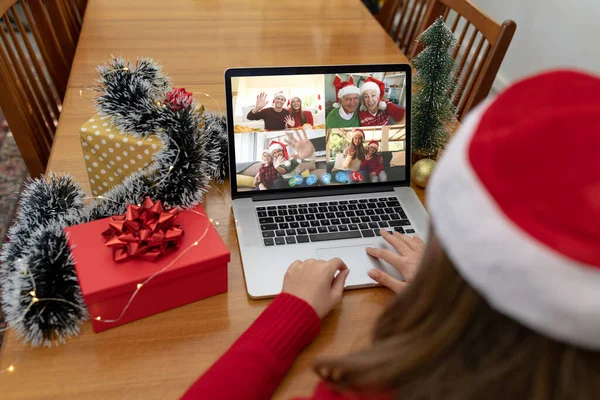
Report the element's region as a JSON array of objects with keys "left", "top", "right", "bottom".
[{"left": 0, "top": 1, "right": 424, "bottom": 398}]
